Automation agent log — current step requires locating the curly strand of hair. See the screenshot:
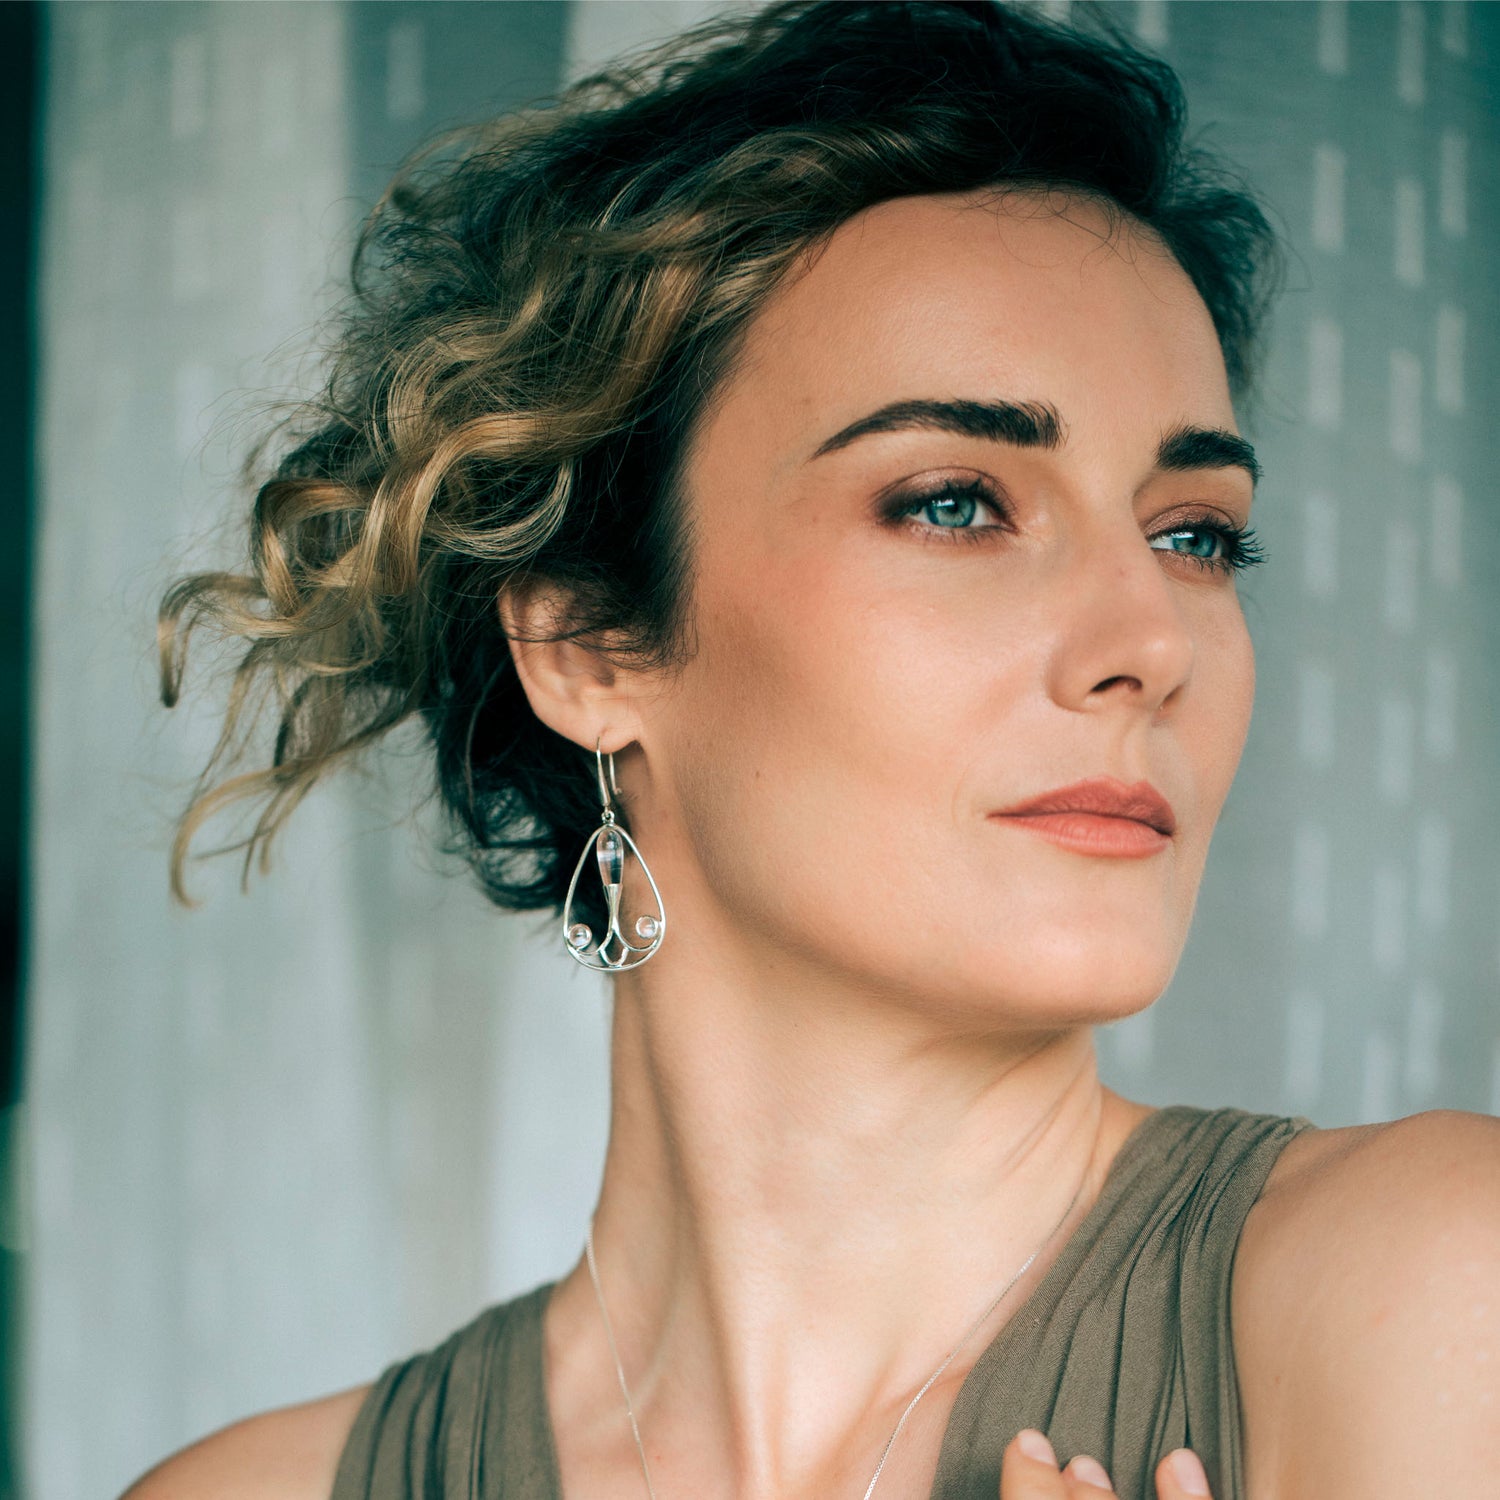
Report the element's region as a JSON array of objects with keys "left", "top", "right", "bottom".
[{"left": 156, "top": 0, "right": 1285, "bottom": 912}]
